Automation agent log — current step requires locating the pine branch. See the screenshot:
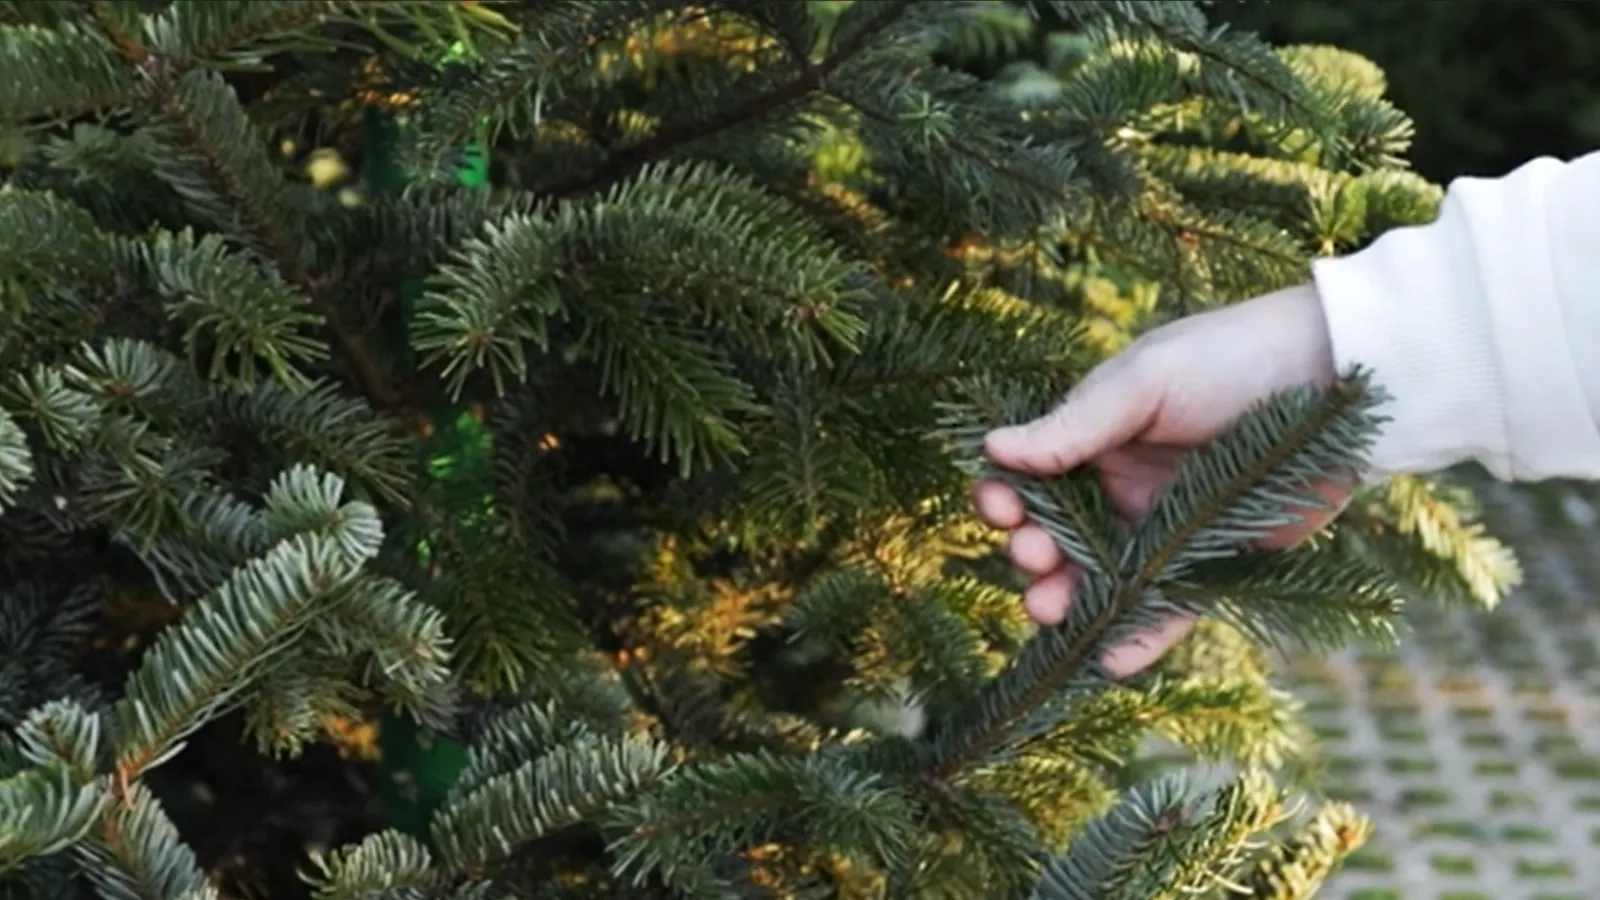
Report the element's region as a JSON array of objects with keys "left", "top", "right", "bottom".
[
  {"left": 1010, "top": 674, "right": 1299, "bottom": 777},
  {"left": 0, "top": 764, "right": 103, "bottom": 875},
  {"left": 7, "top": 1, "right": 338, "bottom": 122},
  {"left": 414, "top": 159, "right": 870, "bottom": 474},
  {"left": 399, "top": 0, "right": 654, "bottom": 175},
  {"left": 306, "top": 830, "right": 443, "bottom": 900},
  {"left": 142, "top": 0, "right": 337, "bottom": 63},
  {"left": 0, "top": 407, "right": 35, "bottom": 513},
  {"left": 0, "top": 18, "right": 134, "bottom": 118},
  {"left": 1127, "top": 375, "right": 1383, "bottom": 581},
  {"left": 0, "top": 365, "right": 102, "bottom": 459},
  {"left": 76, "top": 779, "right": 219, "bottom": 900},
  {"left": 1034, "top": 1, "right": 1331, "bottom": 141},
  {"left": 407, "top": 488, "right": 584, "bottom": 695},
  {"left": 308, "top": 575, "right": 453, "bottom": 717},
  {"left": 1339, "top": 473, "right": 1521, "bottom": 610},
  {"left": 888, "top": 781, "right": 1046, "bottom": 897},
  {"left": 429, "top": 733, "right": 670, "bottom": 877},
  {"left": 238, "top": 653, "right": 339, "bottom": 757},
  {"left": 1029, "top": 770, "right": 1284, "bottom": 900},
  {"left": 139, "top": 68, "right": 405, "bottom": 411},
  {"left": 924, "top": 372, "right": 1386, "bottom": 780},
  {"left": 607, "top": 750, "right": 916, "bottom": 893},
  {"left": 444, "top": 676, "right": 633, "bottom": 808},
  {"left": 936, "top": 375, "right": 1120, "bottom": 583},
  {"left": 0, "top": 186, "right": 130, "bottom": 285},
  {"left": 825, "top": 88, "right": 1077, "bottom": 211},
  {"left": 1165, "top": 546, "right": 1403, "bottom": 656},
  {"left": 828, "top": 284, "right": 1086, "bottom": 394},
  {"left": 110, "top": 467, "right": 382, "bottom": 779},
  {"left": 13, "top": 699, "right": 104, "bottom": 780},
  {"left": 1235, "top": 800, "right": 1370, "bottom": 899},
  {"left": 217, "top": 377, "right": 415, "bottom": 509},
  {"left": 140, "top": 228, "right": 328, "bottom": 390}
]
